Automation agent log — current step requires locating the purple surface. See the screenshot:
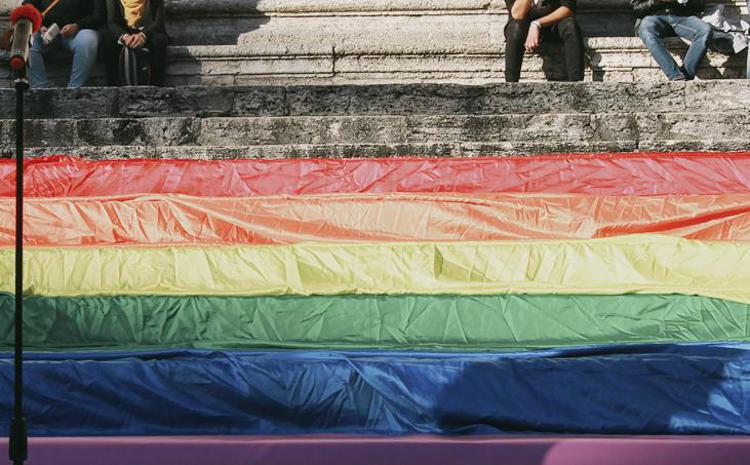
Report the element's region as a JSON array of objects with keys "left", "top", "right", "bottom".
[{"left": 2, "top": 436, "right": 750, "bottom": 465}]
